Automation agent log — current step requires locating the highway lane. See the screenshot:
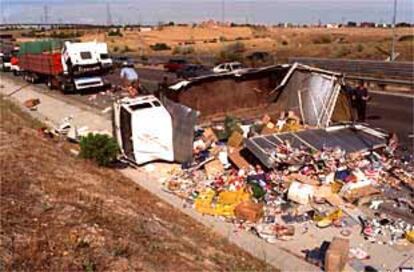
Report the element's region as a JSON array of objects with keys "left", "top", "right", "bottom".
[
  {"left": 2, "top": 70, "right": 413, "bottom": 151},
  {"left": 367, "top": 92, "right": 413, "bottom": 151}
]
